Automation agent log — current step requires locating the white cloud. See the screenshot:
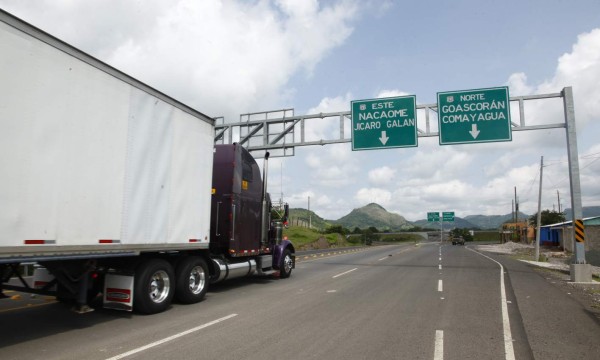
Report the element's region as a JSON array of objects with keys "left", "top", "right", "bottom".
[
  {"left": 375, "top": 89, "right": 411, "bottom": 98},
  {"left": 0, "top": 0, "right": 359, "bottom": 121},
  {"left": 506, "top": 72, "right": 533, "bottom": 96},
  {"left": 368, "top": 166, "right": 396, "bottom": 186},
  {"left": 355, "top": 188, "right": 392, "bottom": 207},
  {"left": 4, "top": 1, "right": 599, "bottom": 223},
  {"left": 304, "top": 144, "right": 359, "bottom": 187},
  {"left": 304, "top": 93, "right": 353, "bottom": 141},
  {"left": 508, "top": 28, "right": 600, "bottom": 128}
]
